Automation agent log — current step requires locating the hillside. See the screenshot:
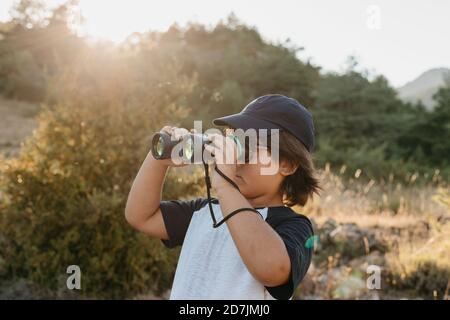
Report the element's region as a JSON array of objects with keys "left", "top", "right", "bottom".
[{"left": 397, "top": 67, "right": 450, "bottom": 110}]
